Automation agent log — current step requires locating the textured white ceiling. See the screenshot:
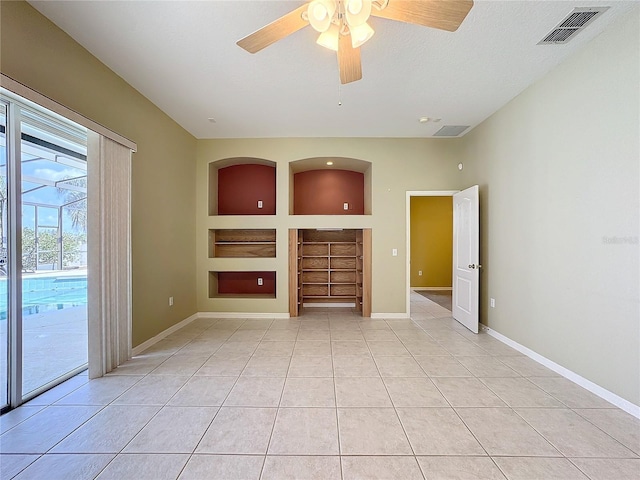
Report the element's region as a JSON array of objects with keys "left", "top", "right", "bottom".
[{"left": 29, "top": 0, "right": 636, "bottom": 139}]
